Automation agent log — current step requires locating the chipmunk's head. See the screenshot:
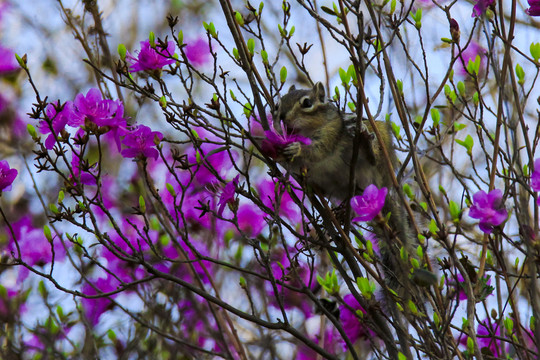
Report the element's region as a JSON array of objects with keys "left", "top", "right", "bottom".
[{"left": 273, "top": 82, "right": 337, "bottom": 136}]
